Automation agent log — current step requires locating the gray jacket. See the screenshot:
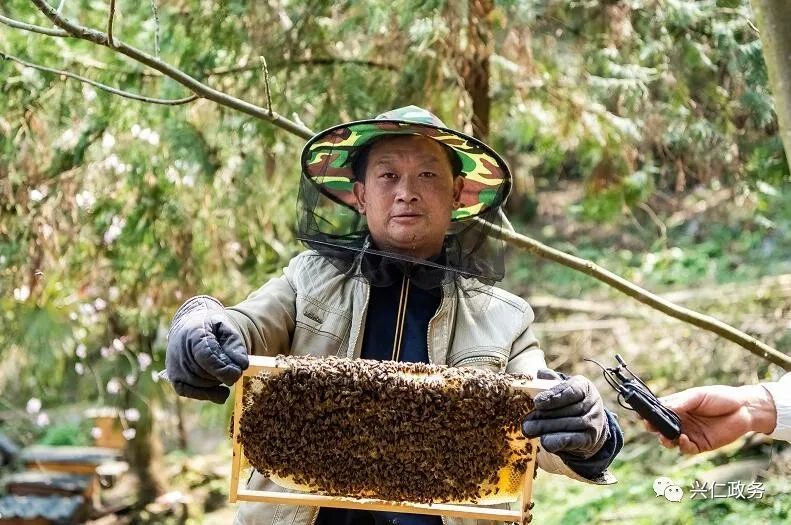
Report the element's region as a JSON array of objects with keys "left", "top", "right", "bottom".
[{"left": 225, "top": 251, "right": 614, "bottom": 525}]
